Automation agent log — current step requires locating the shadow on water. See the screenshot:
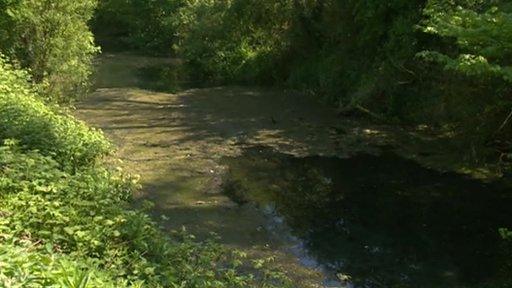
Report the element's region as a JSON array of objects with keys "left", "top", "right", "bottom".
[
  {"left": 92, "top": 53, "right": 200, "bottom": 92},
  {"left": 135, "top": 64, "right": 203, "bottom": 93},
  {"left": 220, "top": 146, "right": 512, "bottom": 287}
]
